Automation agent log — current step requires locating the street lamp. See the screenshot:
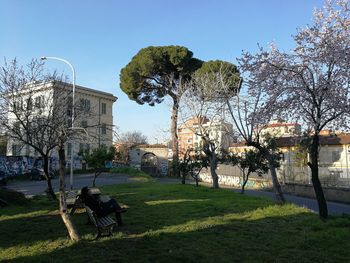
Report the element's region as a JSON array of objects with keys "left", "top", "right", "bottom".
[{"left": 41, "top": 56, "right": 76, "bottom": 190}]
